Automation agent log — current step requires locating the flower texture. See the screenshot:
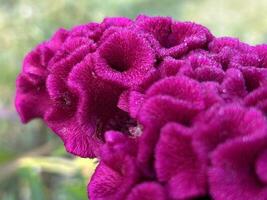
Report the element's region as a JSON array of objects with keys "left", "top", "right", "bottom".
[{"left": 15, "top": 15, "right": 267, "bottom": 200}]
